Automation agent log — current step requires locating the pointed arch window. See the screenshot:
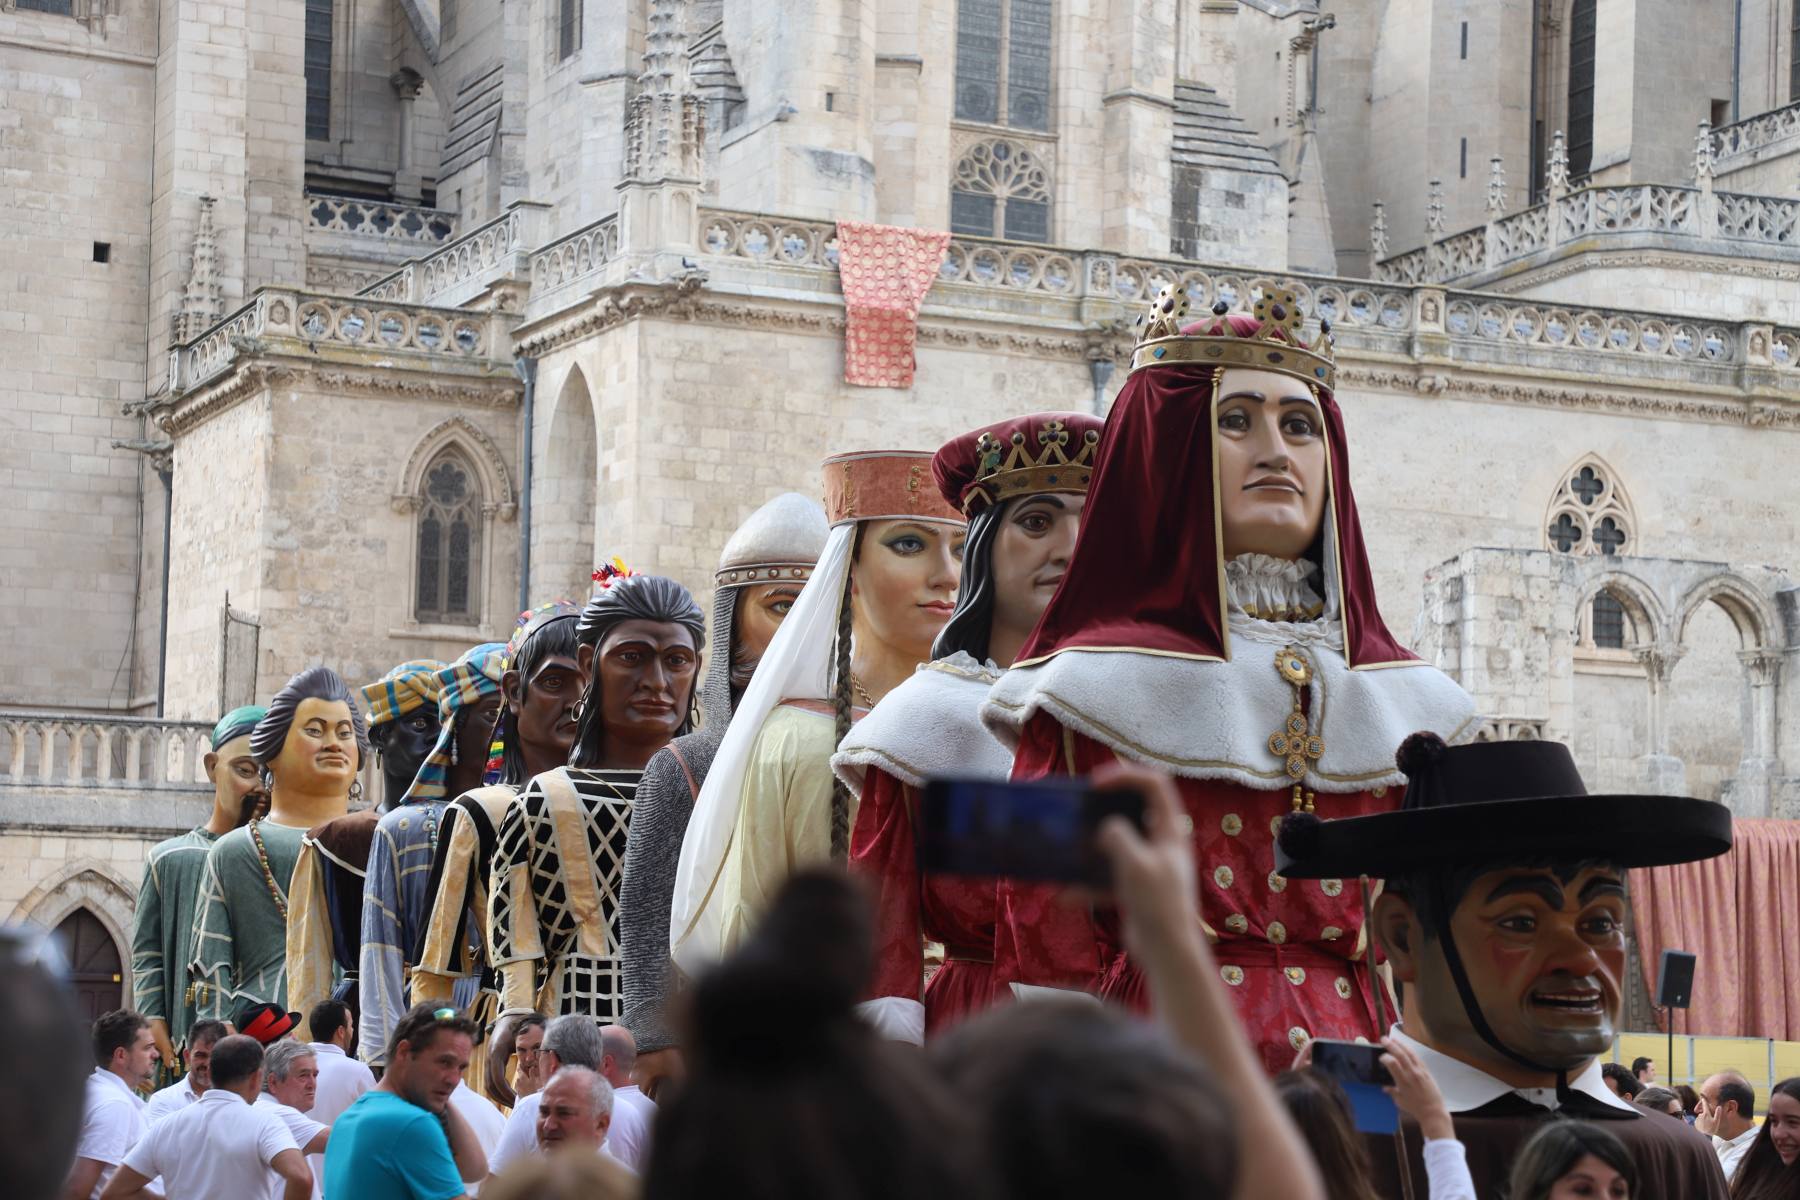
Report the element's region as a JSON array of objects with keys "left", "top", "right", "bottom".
[
  {"left": 951, "top": 139, "right": 1052, "bottom": 242},
  {"left": 305, "top": 0, "right": 333, "bottom": 141},
  {"left": 415, "top": 451, "right": 484, "bottom": 623},
  {"left": 1545, "top": 457, "right": 1634, "bottom": 557}
]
